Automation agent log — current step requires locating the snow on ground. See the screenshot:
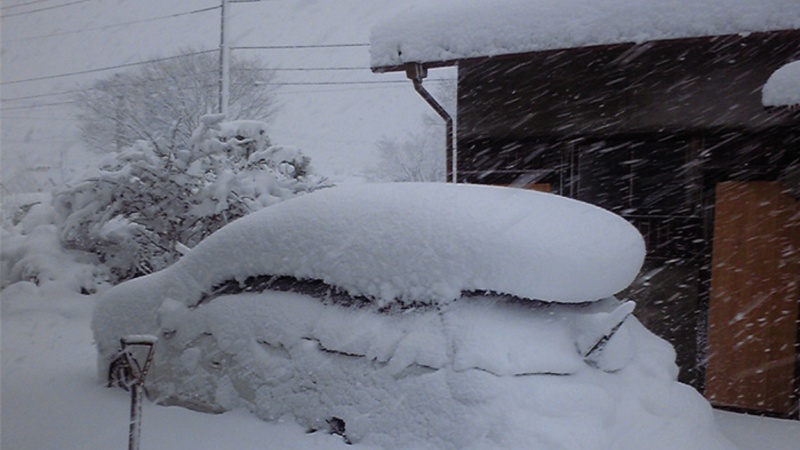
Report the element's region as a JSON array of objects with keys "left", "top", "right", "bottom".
[
  {"left": 715, "top": 410, "right": 800, "bottom": 450},
  {"left": 0, "top": 288, "right": 365, "bottom": 450},
  {"left": 370, "top": 0, "right": 800, "bottom": 69},
  {"left": 2, "top": 287, "right": 800, "bottom": 449},
  {"left": 763, "top": 60, "right": 800, "bottom": 107}
]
